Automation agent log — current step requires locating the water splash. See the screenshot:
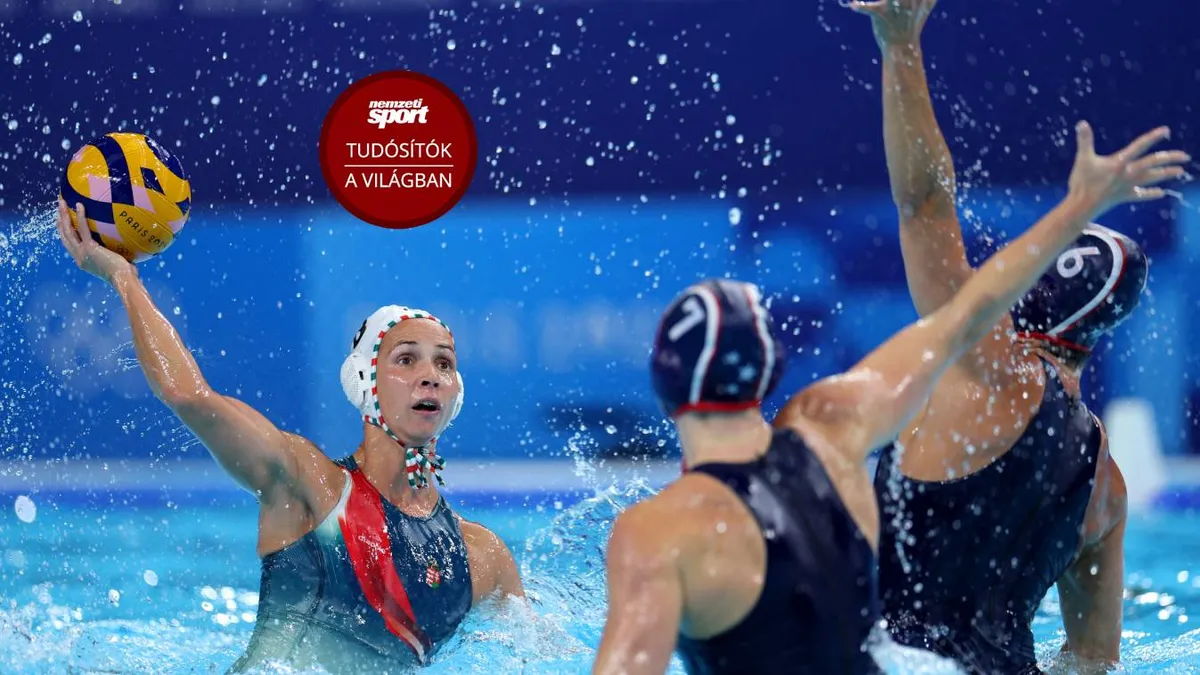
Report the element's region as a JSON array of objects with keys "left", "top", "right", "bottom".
[{"left": 0, "top": 204, "right": 58, "bottom": 272}]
